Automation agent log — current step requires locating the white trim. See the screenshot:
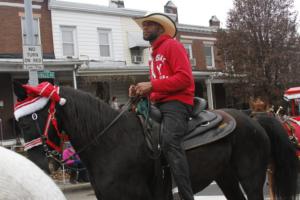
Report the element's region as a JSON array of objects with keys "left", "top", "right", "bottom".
[
  {"left": 180, "top": 39, "right": 193, "bottom": 44},
  {"left": 14, "top": 97, "right": 49, "bottom": 121},
  {"left": 178, "top": 24, "right": 218, "bottom": 33},
  {"left": 180, "top": 35, "right": 217, "bottom": 41},
  {"left": 284, "top": 94, "right": 300, "bottom": 100},
  {"left": 0, "top": 2, "right": 41, "bottom": 9},
  {"left": 183, "top": 43, "right": 193, "bottom": 59},
  {"left": 203, "top": 41, "right": 214, "bottom": 45},
  {"left": 205, "top": 79, "right": 214, "bottom": 109},
  {"left": 48, "top": 0, "right": 145, "bottom": 17},
  {"left": 204, "top": 44, "right": 215, "bottom": 69},
  {"left": 24, "top": 138, "right": 42, "bottom": 151},
  {"left": 288, "top": 118, "right": 300, "bottom": 126},
  {"left": 39, "top": 82, "right": 50, "bottom": 95}
]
